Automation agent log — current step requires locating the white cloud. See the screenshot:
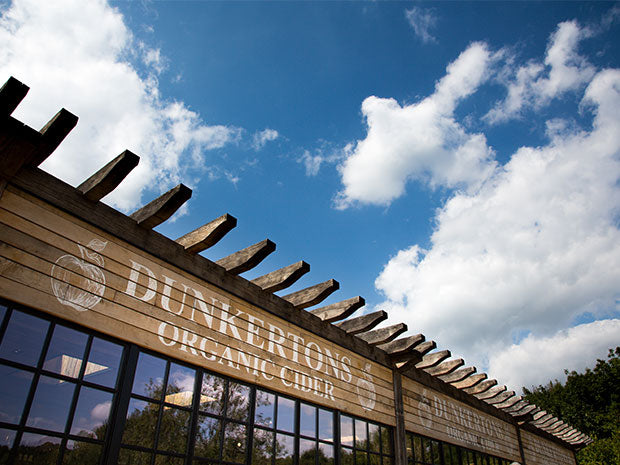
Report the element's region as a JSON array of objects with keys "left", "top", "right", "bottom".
[
  {"left": 404, "top": 7, "right": 437, "bottom": 44},
  {"left": 90, "top": 400, "right": 112, "bottom": 421},
  {"left": 488, "top": 320, "right": 620, "bottom": 393},
  {"left": 485, "top": 20, "right": 595, "bottom": 124},
  {"left": 335, "top": 42, "right": 496, "bottom": 208},
  {"left": 252, "top": 128, "right": 279, "bottom": 151},
  {"left": 0, "top": 0, "right": 241, "bottom": 211}
]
